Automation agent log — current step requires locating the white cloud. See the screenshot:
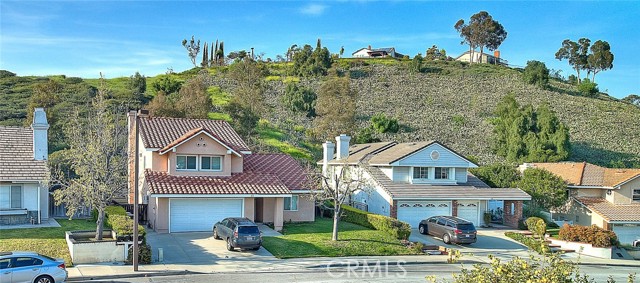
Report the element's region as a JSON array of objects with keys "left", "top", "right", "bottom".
[{"left": 299, "top": 4, "right": 327, "bottom": 16}]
